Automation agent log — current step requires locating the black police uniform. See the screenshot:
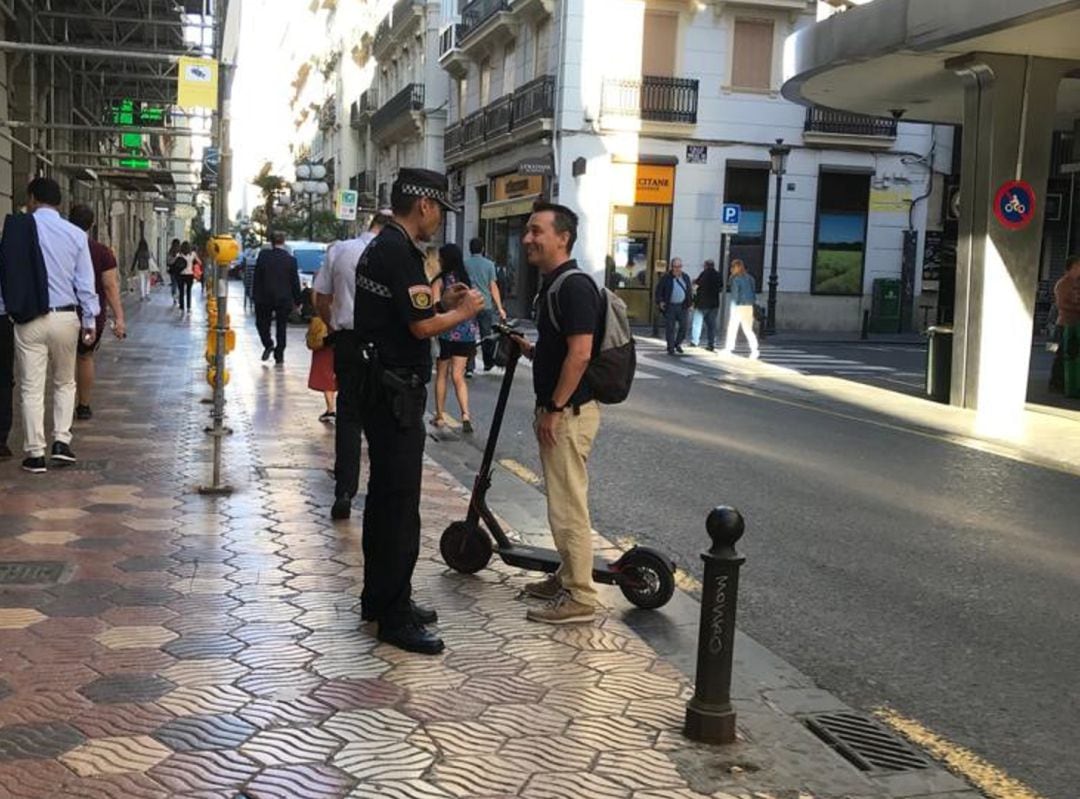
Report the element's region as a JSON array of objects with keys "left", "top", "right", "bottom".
[{"left": 353, "top": 220, "right": 435, "bottom": 635}]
